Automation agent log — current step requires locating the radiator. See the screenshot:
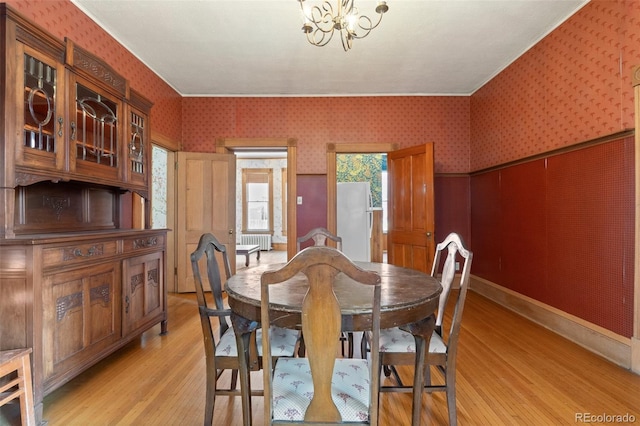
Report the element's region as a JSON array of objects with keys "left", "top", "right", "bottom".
[{"left": 240, "top": 234, "right": 272, "bottom": 251}]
